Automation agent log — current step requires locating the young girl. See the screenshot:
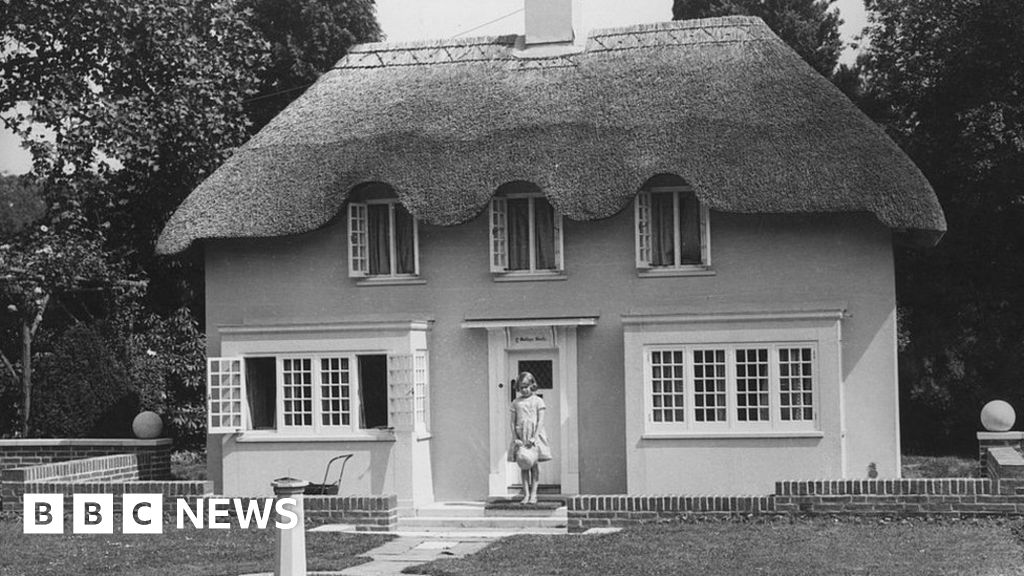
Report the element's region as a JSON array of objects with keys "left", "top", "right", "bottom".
[{"left": 508, "top": 371, "right": 551, "bottom": 504}]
